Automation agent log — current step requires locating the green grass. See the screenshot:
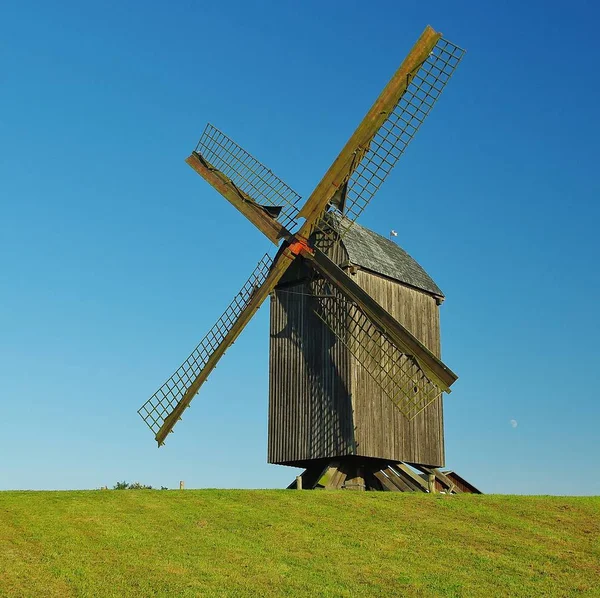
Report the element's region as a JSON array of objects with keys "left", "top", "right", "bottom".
[{"left": 0, "top": 491, "right": 598, "bottom": 597}]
